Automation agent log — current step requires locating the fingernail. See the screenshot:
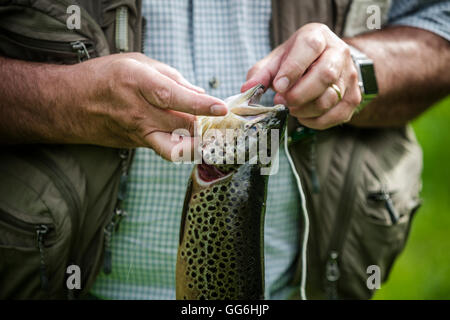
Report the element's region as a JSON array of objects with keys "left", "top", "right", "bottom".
[
  {"left": 274, "top": 77, "right": 290, "bottom": 93},
  {"left": 210, "top": 104, "right": 227, "bottom": 116}
]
